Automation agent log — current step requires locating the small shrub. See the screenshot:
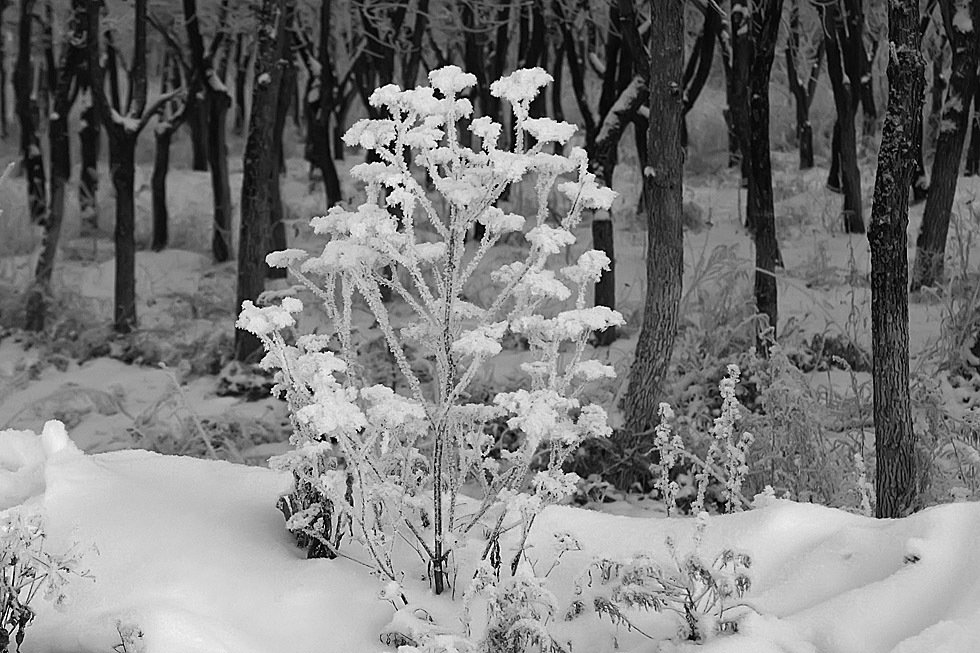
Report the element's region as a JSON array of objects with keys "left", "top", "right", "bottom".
[{"left": 0, "top": 508, "right": 90, "bottom": 652}]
